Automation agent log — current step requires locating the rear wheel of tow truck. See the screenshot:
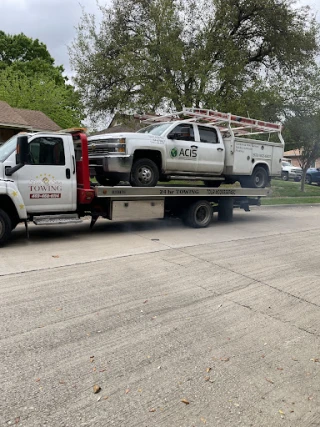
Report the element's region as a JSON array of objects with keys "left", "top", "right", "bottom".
[
  {"left": 183, "top": 200, "right": 213, "bottom": 228},
  {"left": 130, "top": 158, "right": 159, "bottom": 187},
  {"left": 242, "top": 166, "right": 268, "bottom": 188},
  {"left": 0, "top": 209, "right": 12, "bottom": 247},
  {"left": 96, "top": 176, "right": 120, "bottom": 186},
  {"left": 203, "top": 180, "right": 222, "bottom": 188}
]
